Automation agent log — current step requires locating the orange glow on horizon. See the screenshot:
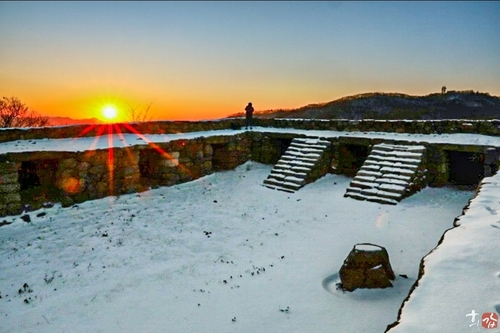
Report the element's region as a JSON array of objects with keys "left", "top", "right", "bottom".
[{"left": 28, "top": 95, "right": 250, "bottom": 122}]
